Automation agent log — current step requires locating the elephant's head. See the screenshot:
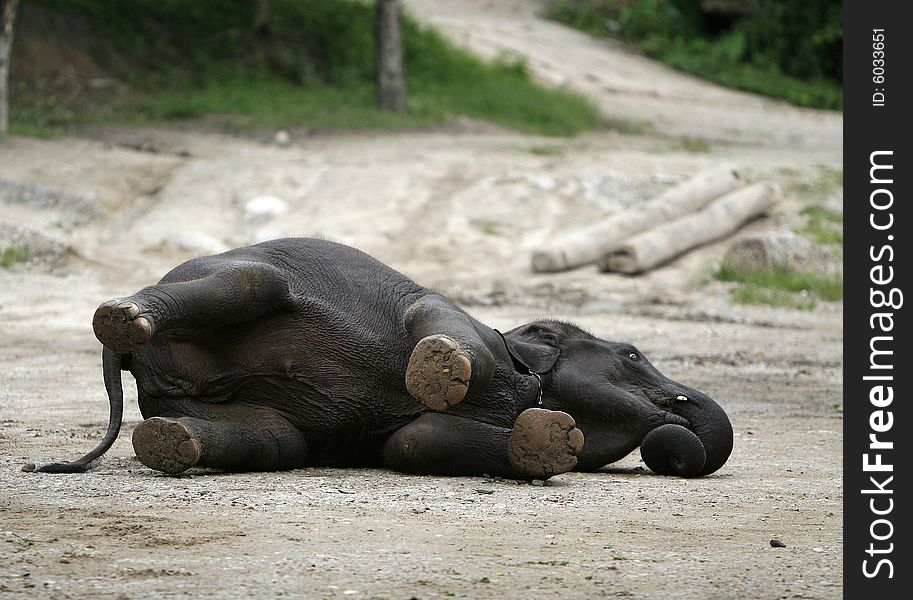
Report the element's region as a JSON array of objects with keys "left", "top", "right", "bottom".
[{"left": 502, "top": 320, "right": 733, "bottom": 477}]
